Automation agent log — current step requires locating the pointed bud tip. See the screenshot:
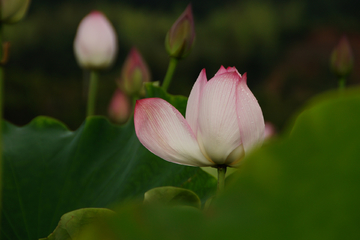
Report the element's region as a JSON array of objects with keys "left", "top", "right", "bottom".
[{"left": 90, "top": 10, "right": 103, "bottom": 15}]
